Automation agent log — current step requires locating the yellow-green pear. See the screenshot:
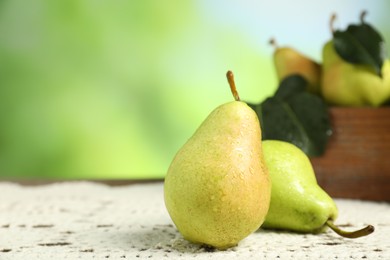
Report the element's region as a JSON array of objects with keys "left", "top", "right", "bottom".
[
  {"left": 262, "top": 140, "right": 337, "bottom": 233},
  {"left": 270, "top": 38, "right": 322, "bottom": 94},
  {"left": 321, "top": 41, "right": 390, "bottom": 106},
  {"left": 164, "top": 71, "right": 271, "bottom": 250},
  {"left": 261, "top": 140, "right": 374, "bottom": 238}
]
